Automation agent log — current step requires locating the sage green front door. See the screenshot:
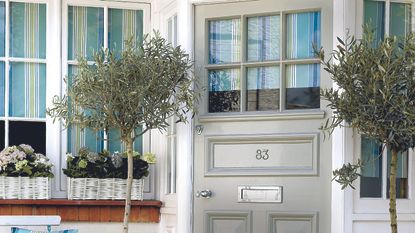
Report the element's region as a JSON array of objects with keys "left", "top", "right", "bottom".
[{"left": 193, "top": 0, "right": 333, "bottom": 233}]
